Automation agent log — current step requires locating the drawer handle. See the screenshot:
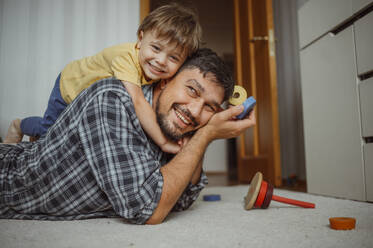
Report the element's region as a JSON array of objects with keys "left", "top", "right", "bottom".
[
  {"left": 330, "top": 2, "right": 373, "bottom": 35},
  {"left": 365, "top": 137, "right": 373, "bottom": 144},
  {"left": 359, "top": 69, "right": 373, "bottom": 81}
]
